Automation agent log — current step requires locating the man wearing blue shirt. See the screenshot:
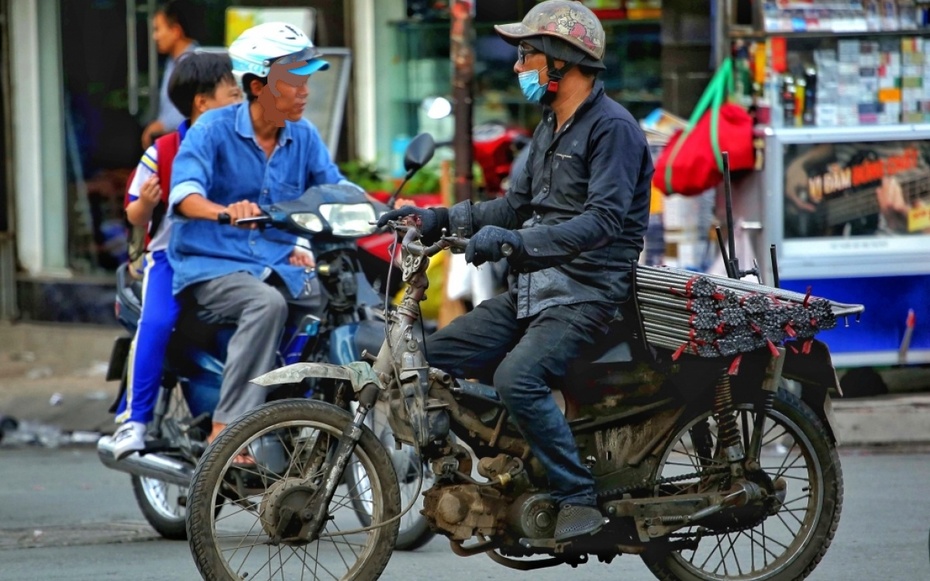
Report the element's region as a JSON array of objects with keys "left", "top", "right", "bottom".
[{"left": 168, "top": 22, "right": 350, "bottom": 447}]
